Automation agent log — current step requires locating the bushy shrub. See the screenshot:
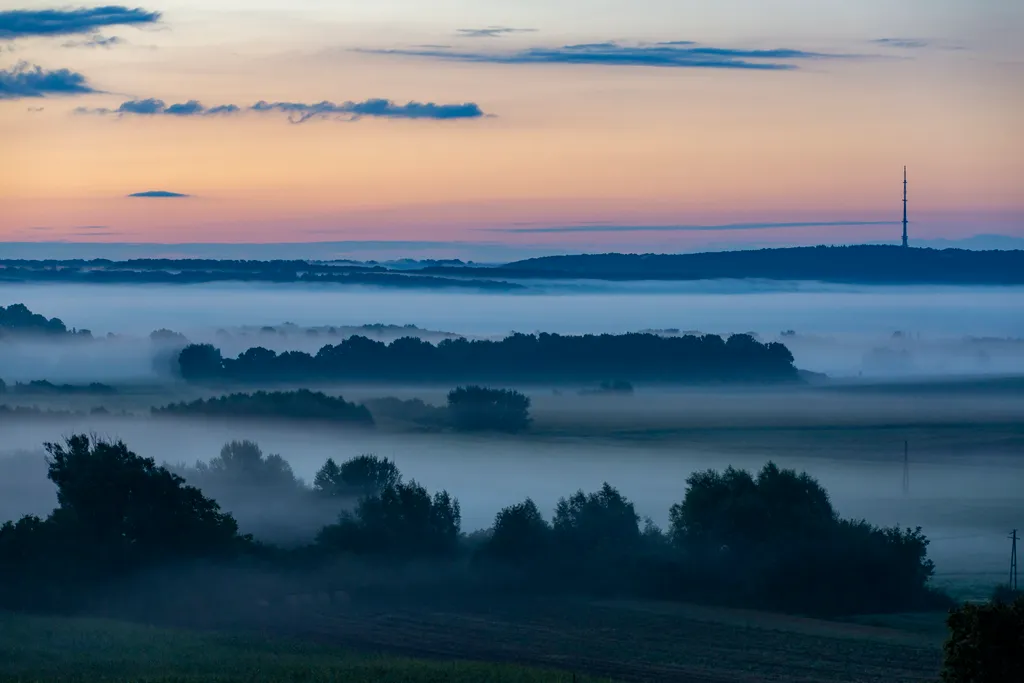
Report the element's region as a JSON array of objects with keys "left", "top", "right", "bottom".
[{"left": 942, "top": 594, "right": 1024, "bottom": 683}]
